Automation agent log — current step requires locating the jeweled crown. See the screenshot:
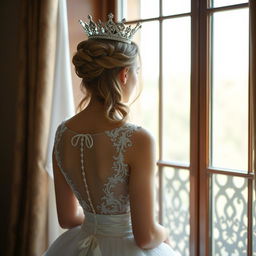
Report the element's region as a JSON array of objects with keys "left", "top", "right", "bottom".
[{"left": 79, "top": 13, "right": 141, "bottom": 44}]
